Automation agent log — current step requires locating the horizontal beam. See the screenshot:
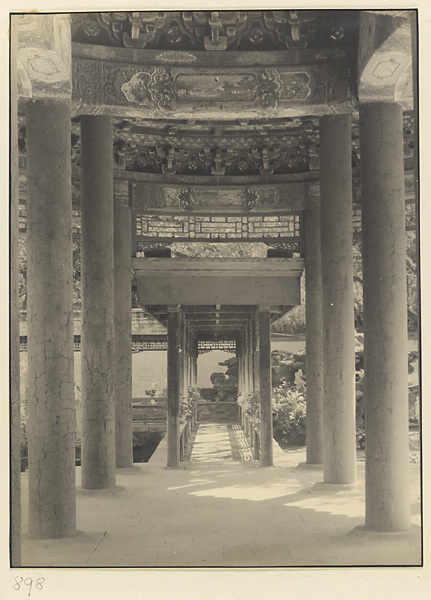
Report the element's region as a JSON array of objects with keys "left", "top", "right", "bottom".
[
  {"left": 137, "top": 274, "right": 301, "bottom": 305},
  {"left": 186, "top": 312, "right": 252, "bottom": 319},
  {"left": 137, "top": 236, "right": 300, "bottom": 243},
  {"left": 72, "top": 46, "right": 355, "bottom": 120},
  {"left": 189, "top": 321, "right": 247, "bottom": 331},
  {"left": 133, "top": 257, "right": 304, "bottom": 276}
]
